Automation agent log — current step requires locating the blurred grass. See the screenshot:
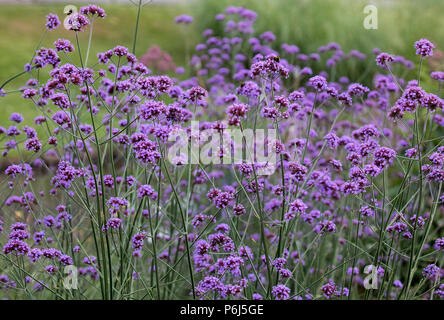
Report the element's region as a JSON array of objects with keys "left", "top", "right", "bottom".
[
  {"left": 0, "top": 2, "right": 196, "bottom": 127},
  {"left": 192, "top": 0, "right": 444, "bottom": 85}
]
